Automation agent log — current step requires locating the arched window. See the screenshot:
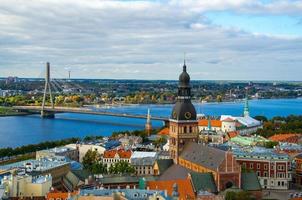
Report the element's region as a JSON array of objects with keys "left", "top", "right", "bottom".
[{"left": 184, "top": 126, "right": 187, "bottom": 133}]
